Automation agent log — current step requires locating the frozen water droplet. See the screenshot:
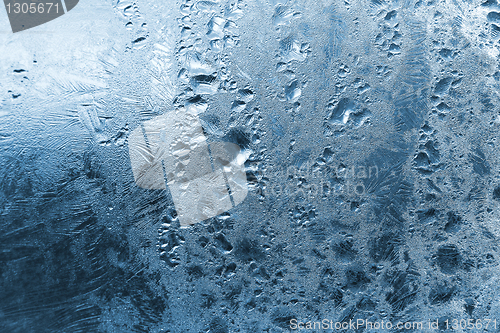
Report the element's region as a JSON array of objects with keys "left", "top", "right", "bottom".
[
  {"left": 285, "top": 80, "right": 301, "bottom": 102},
  {"left": 279, "top": 36, "right": 308, "bottom": 62}
]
